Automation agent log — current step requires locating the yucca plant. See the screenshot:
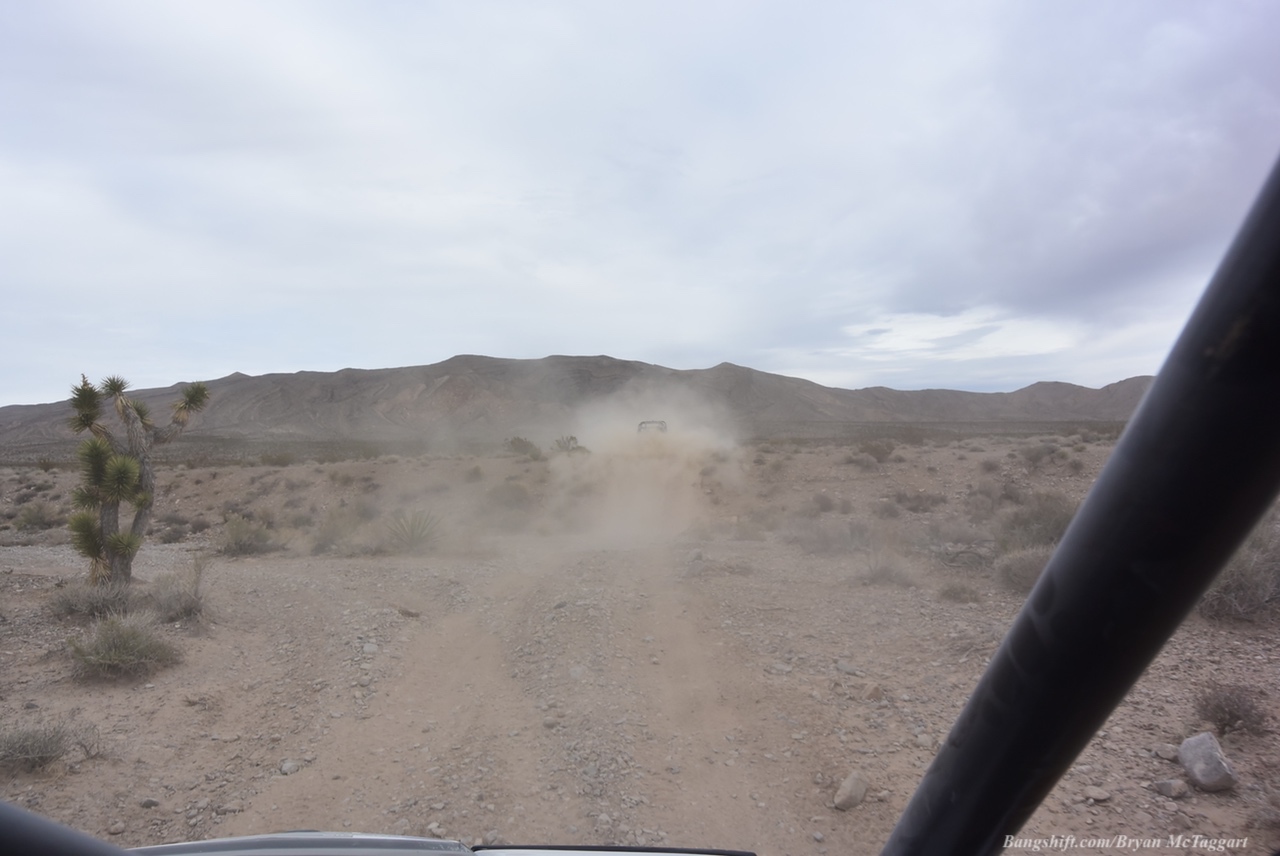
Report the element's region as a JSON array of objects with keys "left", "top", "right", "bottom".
[
  {"left": 67, "top": 374, "right": 209, "bottom": 584},
  {"left": 385, "top": 510, "right": 441, "bottom": 553}
]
